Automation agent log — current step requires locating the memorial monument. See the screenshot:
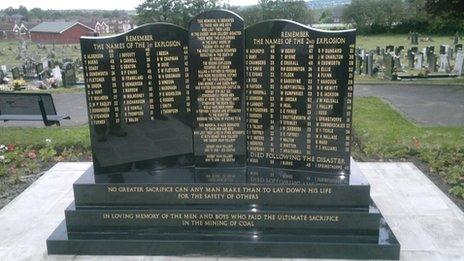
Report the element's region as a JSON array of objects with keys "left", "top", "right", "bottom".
[{"left": 46, "top": 10, "right": 400, "bottom": 259}]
